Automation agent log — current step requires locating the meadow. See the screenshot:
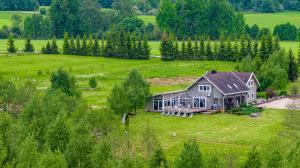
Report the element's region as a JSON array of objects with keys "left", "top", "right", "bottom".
[
  {"left": 0, "top": 11, "right": 34, "bottom": 27},
  {"left": 0, "top": 54, "right": 290, "bottom": 165},
  {"left": 0, "top": 39, "right": 298, "bottom": 56},
  {"left": 138, "top": 11, "right": 300, "bottom": 30}
]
